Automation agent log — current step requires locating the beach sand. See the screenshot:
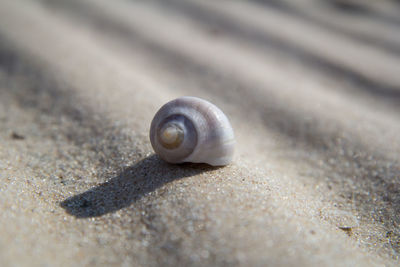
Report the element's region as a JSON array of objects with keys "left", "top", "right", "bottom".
[{"left": 0, "top": 0, "right": 399, "bottom": 265}]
